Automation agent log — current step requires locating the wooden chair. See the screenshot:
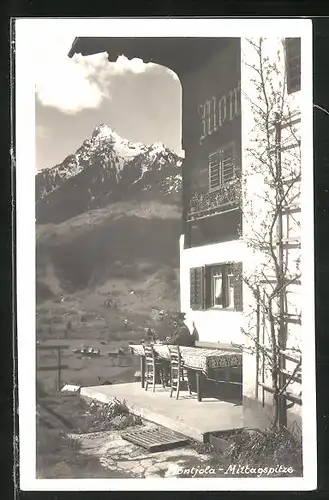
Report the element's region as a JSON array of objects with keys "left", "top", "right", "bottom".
[
  {"left": 168, "top": 345, "right": 192, "bottom": 399},
  {"left": 143, "top": 344, "right": 166, "bottom": 392}
]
